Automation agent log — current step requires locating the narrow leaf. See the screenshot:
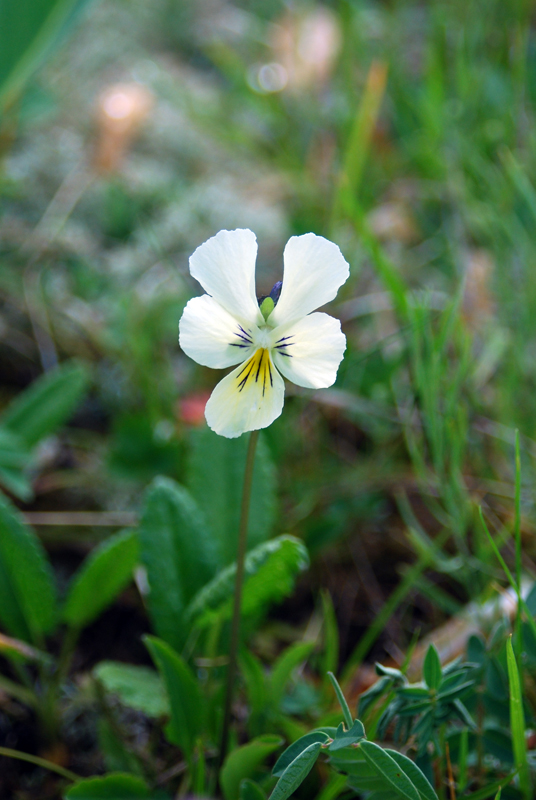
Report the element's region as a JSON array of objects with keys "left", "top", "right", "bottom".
[
  {"left": 385, "top": 750, "right": 438, "bottom": 800},
  {"left": 328, "top": 720, "right": 366, "bottom": 751},
  {"left": 422, "top": 644, "right": 442, "bottom": 691},
  {"left": 139, "top": 477, "right": 218, "bottom": 649},
  {"left": 273, "top": 731, "right": 330, "bottom": 778},
  {"left": 359, "top": 741, "right": 420, "bottom": 800},
  {"left": 270, "top": 641, "right": 315, "bottom": 708},
  {"left": 63, "top": 530, "right": 138, "bottom": 629},
  {"left": 506, "top": 636, "right": 531, "bottom": 800},
  {"left": 268, "top": 742, "right": 322, "bottom": 800},
  {"left": 1, "top": 361, "right": 88, "bottom": 449},
  {"left": 0, "top": 492, "right": 57, "bottom": 642},
  {"left": 144, "top": 635, "right": 203, "bottom": 761},
  {"left": 327, "top": 672, "right": 353, "bottom": 729}
]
